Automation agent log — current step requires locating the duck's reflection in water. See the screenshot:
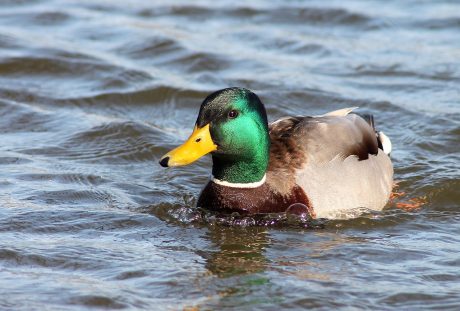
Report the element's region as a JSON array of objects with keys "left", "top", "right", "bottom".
[
  {"left": 190, "top": 224, "right": 370, "bottom": 308},
  {"left": 200, "top": 227, "right": 367, "bottom": 280},
  {"left": 199, "top": 226, "right": 270, "bottom": 277}
]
